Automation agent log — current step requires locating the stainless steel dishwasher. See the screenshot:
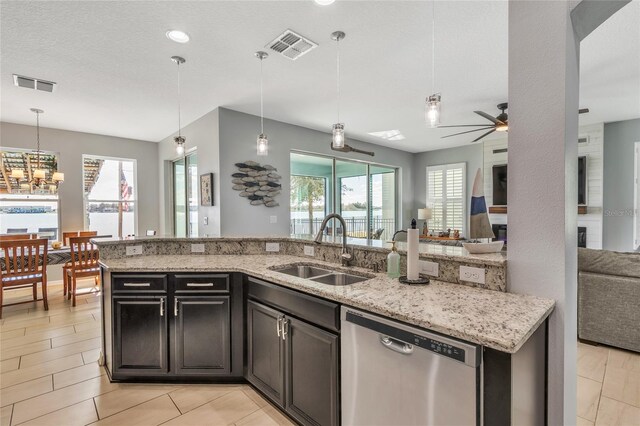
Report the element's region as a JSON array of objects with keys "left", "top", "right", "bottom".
[{"left": 341, "top": 307, "right": 482, "bottom": 426}]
